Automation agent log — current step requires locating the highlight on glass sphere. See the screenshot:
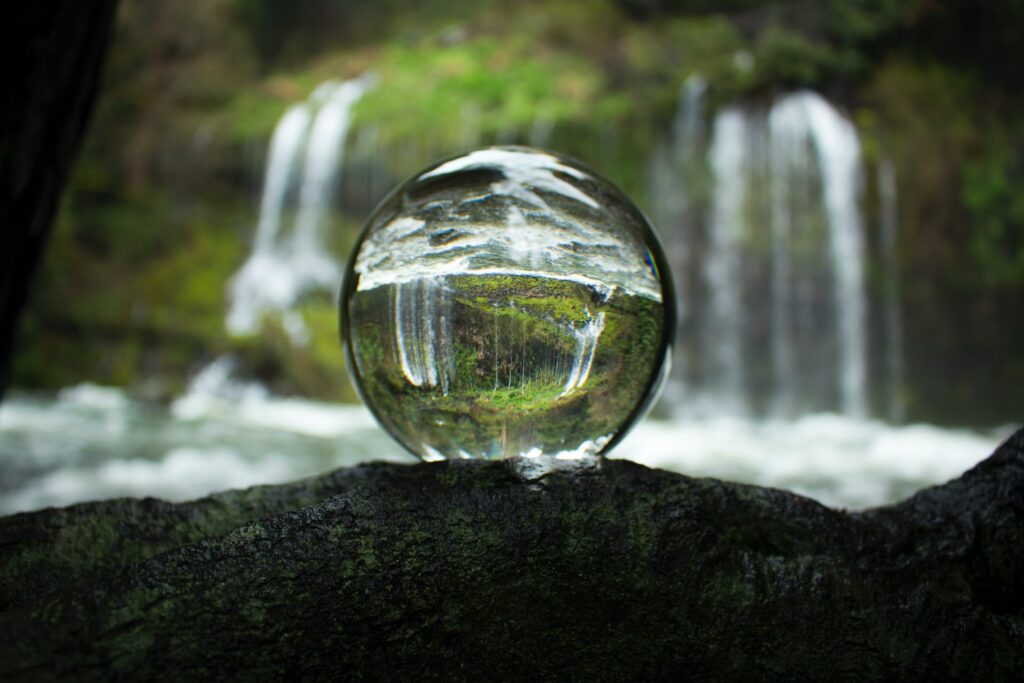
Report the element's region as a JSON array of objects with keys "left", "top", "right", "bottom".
[{"left": 340, "top": 146, "right": 675, "bottom": 461}]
